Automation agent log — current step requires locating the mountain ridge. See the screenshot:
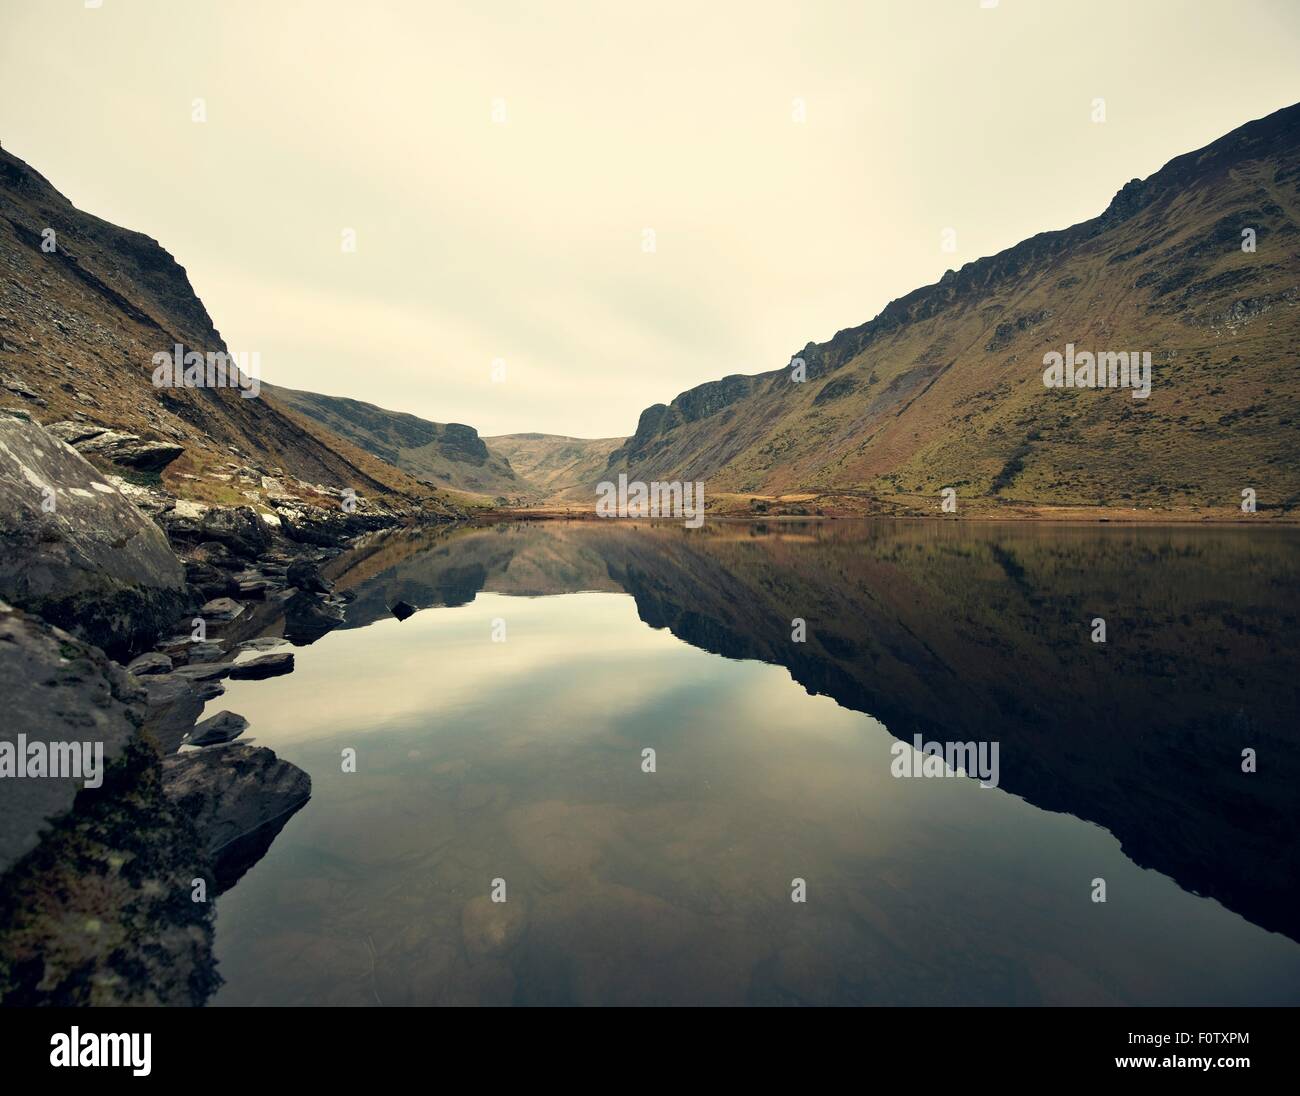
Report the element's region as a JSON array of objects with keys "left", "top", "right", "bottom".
[
  {"left": 604, "top": 101, "right": 1300, "bottom": 512},
  {"left": 0, "top": 141, "right": 459, "bottom": 516}
]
